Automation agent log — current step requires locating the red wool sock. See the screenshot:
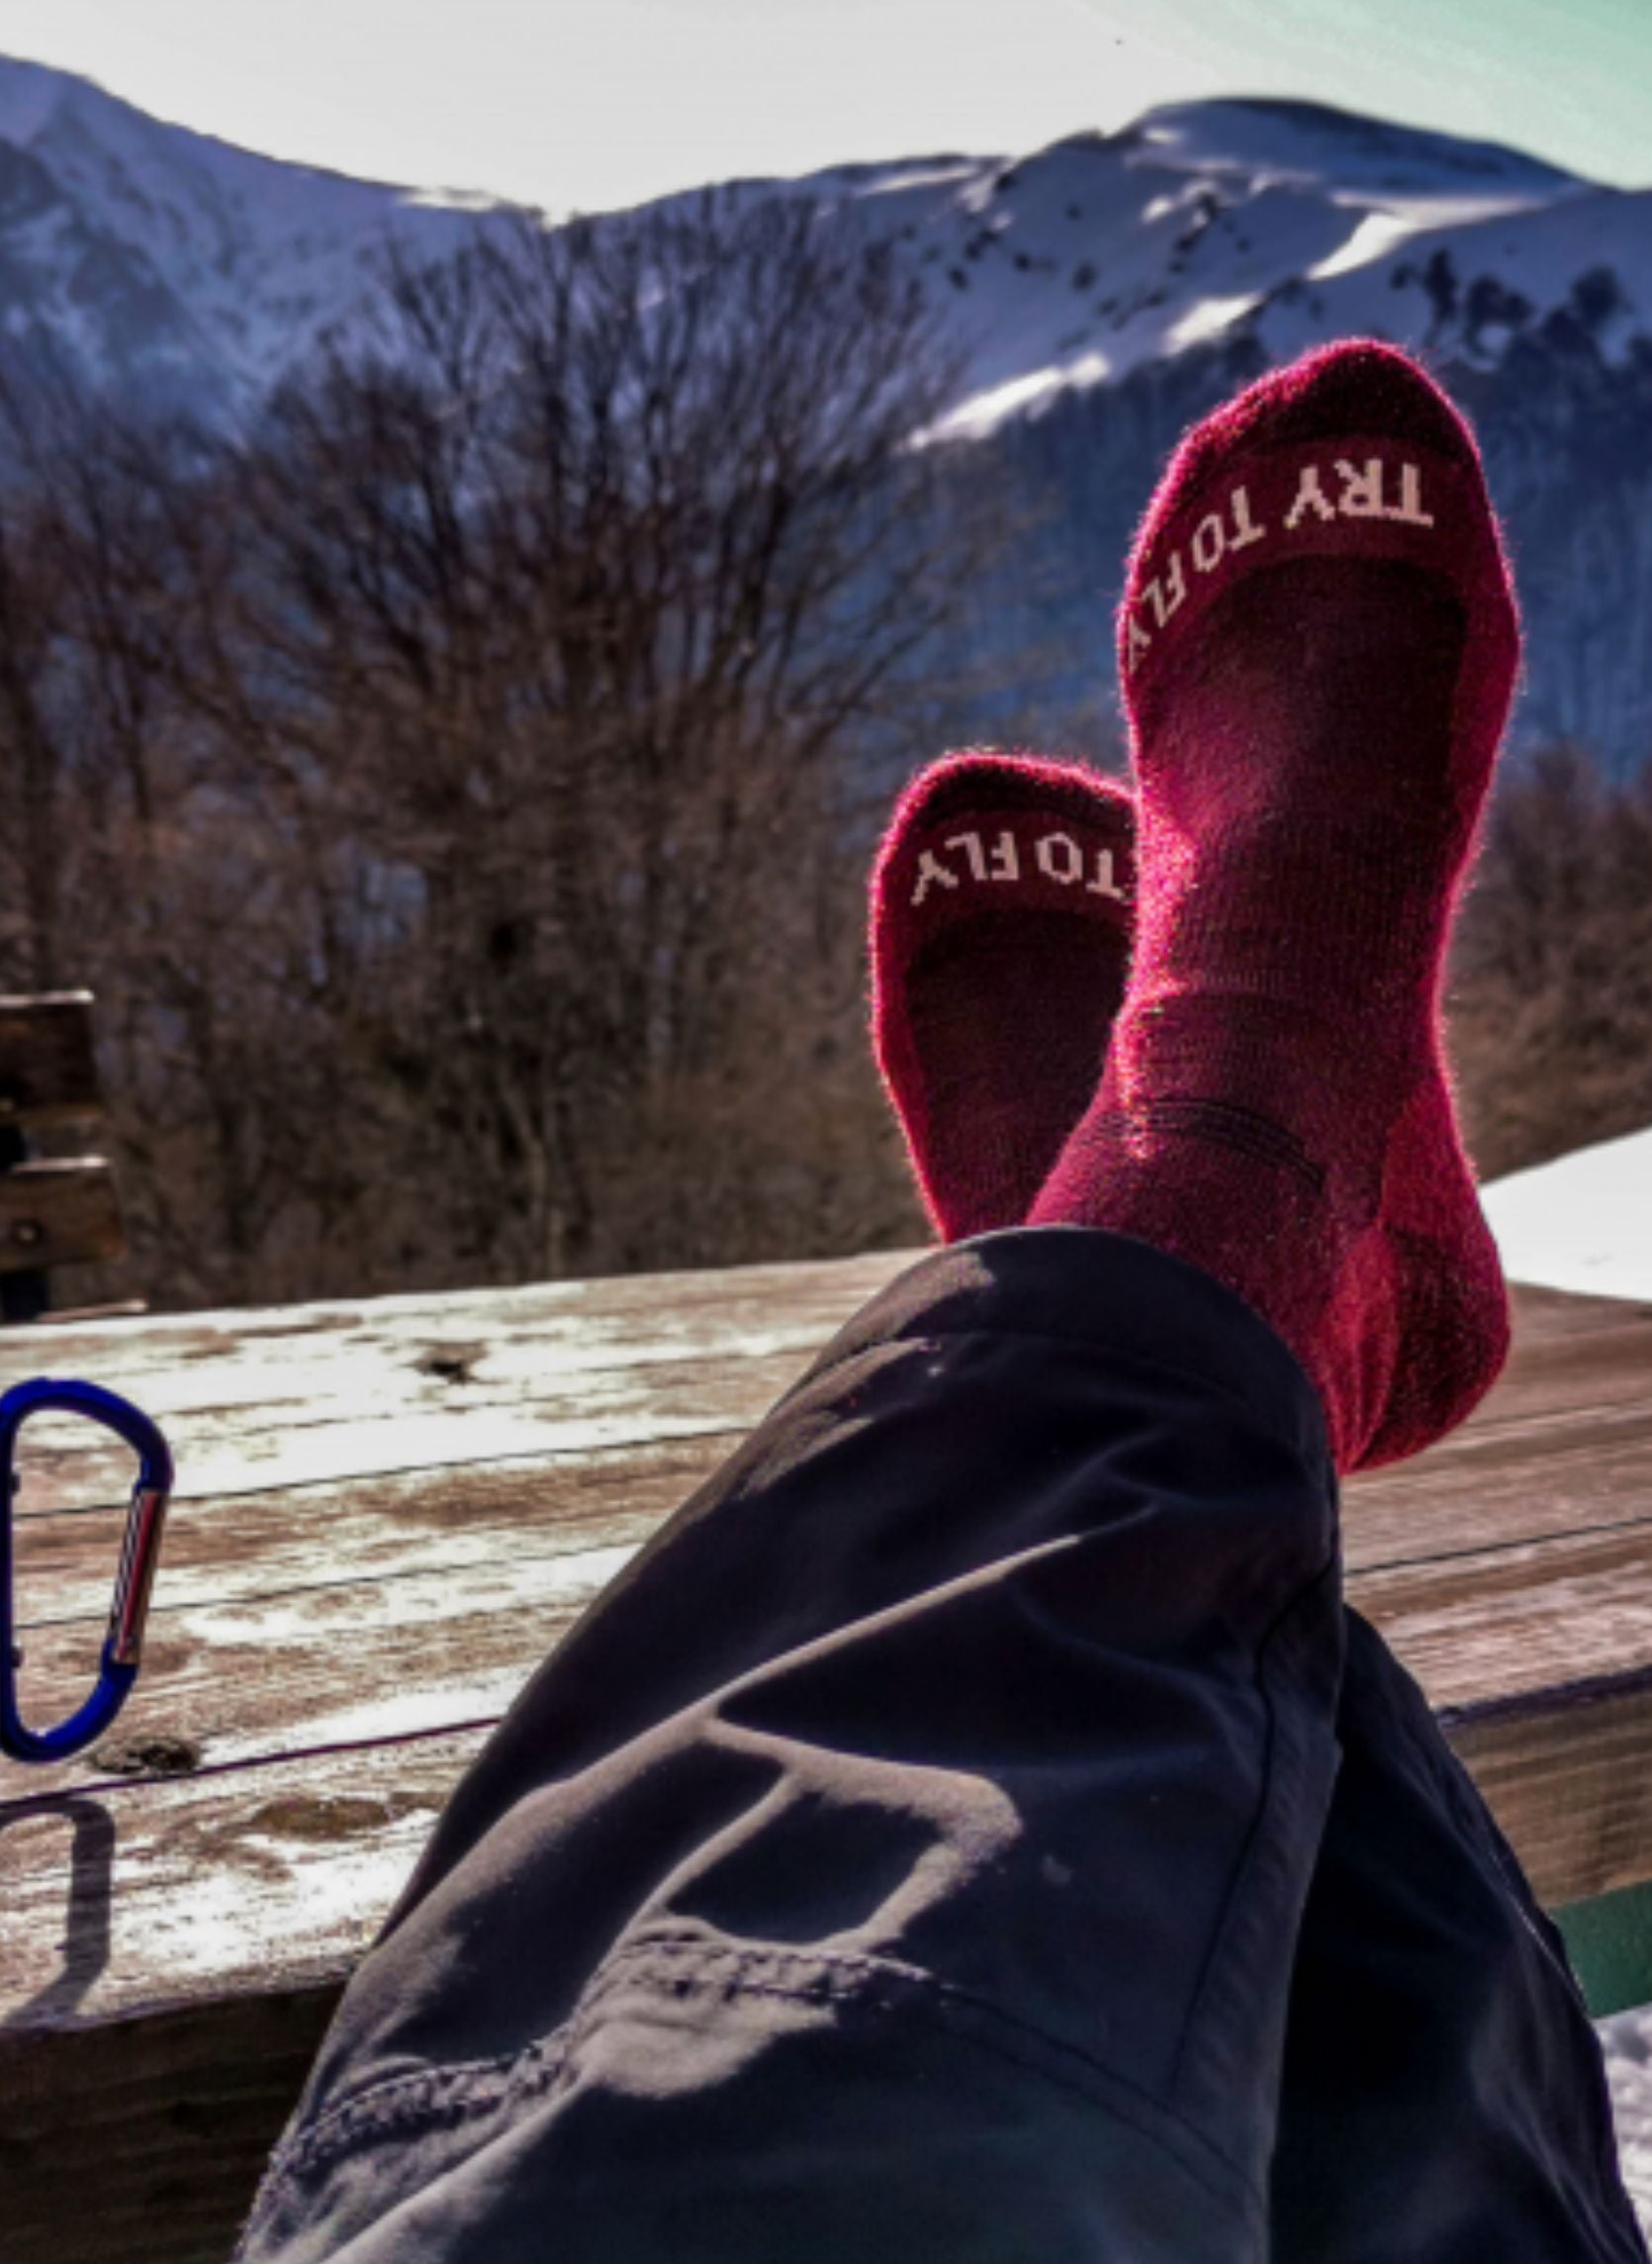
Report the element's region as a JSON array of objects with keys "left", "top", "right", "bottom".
[
  {"left": 1031, "top": 340, "right": 1519, "bottom": 1472},
  {"left": 871, "top": 750, "right": 1136, "bottom": 1240}
]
